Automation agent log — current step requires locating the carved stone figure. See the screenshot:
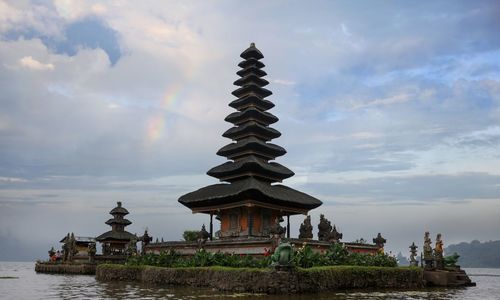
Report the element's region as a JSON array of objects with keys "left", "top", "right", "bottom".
[
  {"left": 48, "top": 246, "right": 56, "bottom": 260},
  {"left": 434, "top": 233, "right": 444, "bottom": 269},
  {"left": 373, "top": 233, "right": 387, "bottom": 252},
  {"left": 139, "top": 229, "right": 153, "bottom": 255},
  {"left": 330, "top": 225, "right": 343, "bottom": 243},
  {"left": 271, "top": 242, "right": 293, "bottom": 268},
  {"left": 62, "top": 233, "right": 70, "bottom": 262},
  {"left": 298, "top": 215, "right": 313, "bottom": 239},
  {"left": 409, "top": 242, "right": 418, "bottom": 266},
  {"left": 423, "top": 231, "right": 434, "bottom": 269},
  {"left": 125, "top": 238, "right": 138, "bottom": 257},
  {"left": 88, "top": 243, "right": 96, "bottom": 263},
  {"left": 68, "top": 233, "right": 78, "bottom": 262},
  {"left": 318, "top": 214, "right": 332, "bottom": 241},
  {"left": 197, "top": 224, "right": 211, "bottom": 248}
]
